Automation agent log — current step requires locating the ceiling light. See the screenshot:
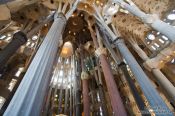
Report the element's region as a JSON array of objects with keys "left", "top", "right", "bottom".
[
  {"left": 60, "top": 41, "right": 73, "bottom": 57},
  {"left": 96, "top": 0, "right": 100, "bottom": 4},
  {"left": 160, "top": 60, "right": 164, "bottom": 63},
  {"left": 166, "top": 56, "right": 170, "bottom": 59}
]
